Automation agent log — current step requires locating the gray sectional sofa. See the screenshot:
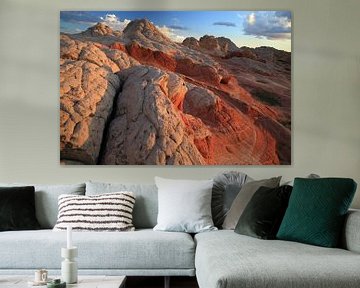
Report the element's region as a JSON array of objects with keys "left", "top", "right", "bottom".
[{"left": 0, "top": 181, "right": 360, "bottom": 288}]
